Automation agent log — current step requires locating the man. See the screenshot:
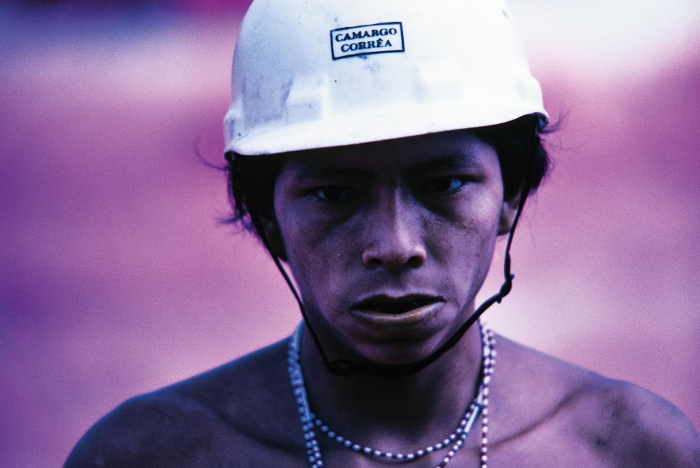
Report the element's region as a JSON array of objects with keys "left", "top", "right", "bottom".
[{"left": 66, "top": 0, "right": 700, "bottom": 466}]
